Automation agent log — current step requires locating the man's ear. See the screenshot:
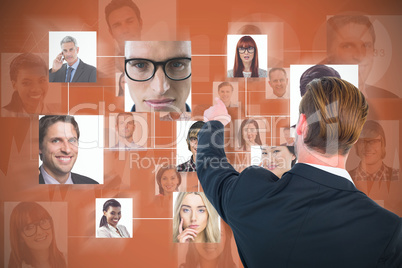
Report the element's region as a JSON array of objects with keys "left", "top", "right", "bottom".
[
  {"left": 296, "top": 114, "right": 308, "bottom": 136},
  {"left": 11, "top": 80, "right": 16, "bottom": 89},
  {"left": 76, "top": 47, "right": 79, "bottom": 54}
]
